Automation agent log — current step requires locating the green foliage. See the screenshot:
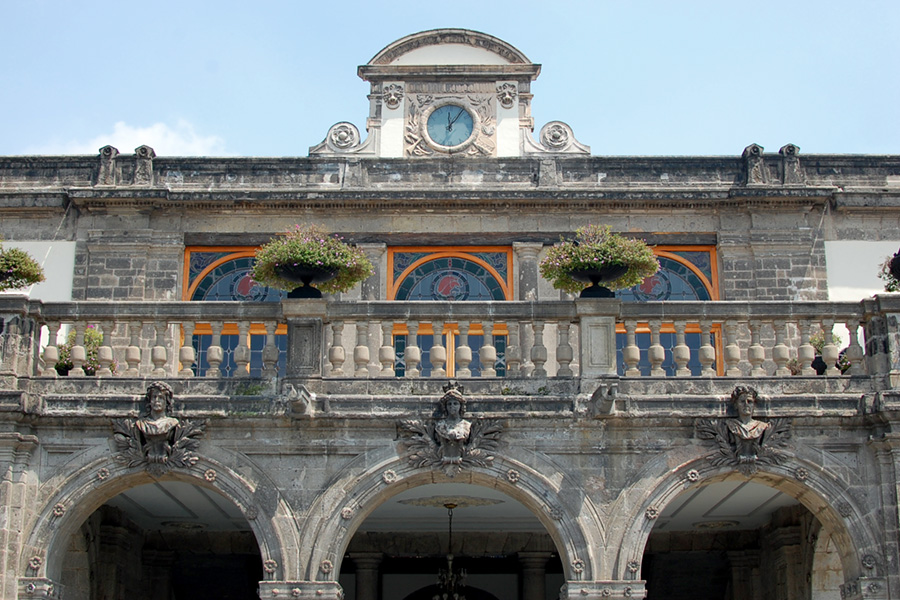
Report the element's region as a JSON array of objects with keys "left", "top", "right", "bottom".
[
  {"left": 55, "top": 326, "right": 117, "bottom": 376},
  {"left": 0, "top": 242, "right": 45, "bottom": 292},
  {"left": 250, "top": 224, "right": 374, "bottom": 294},
  {"left": 879, "top": 254, "right": 900, "bottom": 292},
  {"left": 538, "top": 225, "right": 659, "bottom": 293}
]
